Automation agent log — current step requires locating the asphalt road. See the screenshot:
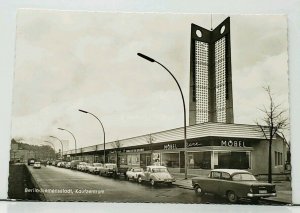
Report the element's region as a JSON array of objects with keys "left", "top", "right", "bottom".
[
  {"left": 27, "top": 165, "right": 217, "bottom": 203},
  {"left": 27, "top": 166, "right": 281, "bottom": 205}
]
